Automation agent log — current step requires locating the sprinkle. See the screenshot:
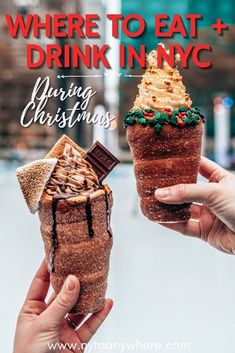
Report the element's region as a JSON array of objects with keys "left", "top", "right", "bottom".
[
  {"left": 170, "top": 116, "right": 178, "bottom": 126},
  {"left": 149, "top": 118, "right": 158, "bottom": 126},
  {"left": 177, "top": 118, "right": 185, "bottom": 127},
  {"left": 123, "top": 106, "right": 204, "bottom": 134},
  {"left": 135, "top": 110, "right": 144, "bottom": 118},
  {"left": 186, "top": 110, "right": 192, "bottom": 117},
  {"left": 154, "top": 123, "right": 162, "bottom": 134},
  {"left": 138, "top": 118, "right": 147, "bottom": 126},
  {"left": 123, "top": 116, "right": 136, "bottom": 127},
  {"left": 183, "top": 117, "right": 190, "bottom": 125},
  {"left": 155, "top": 111, "right": 161, "bottom": 119}
]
